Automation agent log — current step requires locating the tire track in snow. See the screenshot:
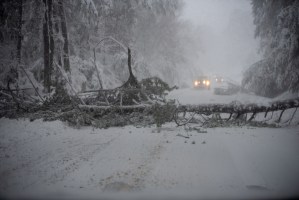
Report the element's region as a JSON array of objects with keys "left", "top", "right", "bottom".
[
  {"left": 22, "top": 134, "right": 121, "bottom": 191},
  {"left": 97, "top": 131, "right": 168, "bottom": 192},
  {"left": 0, "top": 131, "right": 121, "bottom": 194}
]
